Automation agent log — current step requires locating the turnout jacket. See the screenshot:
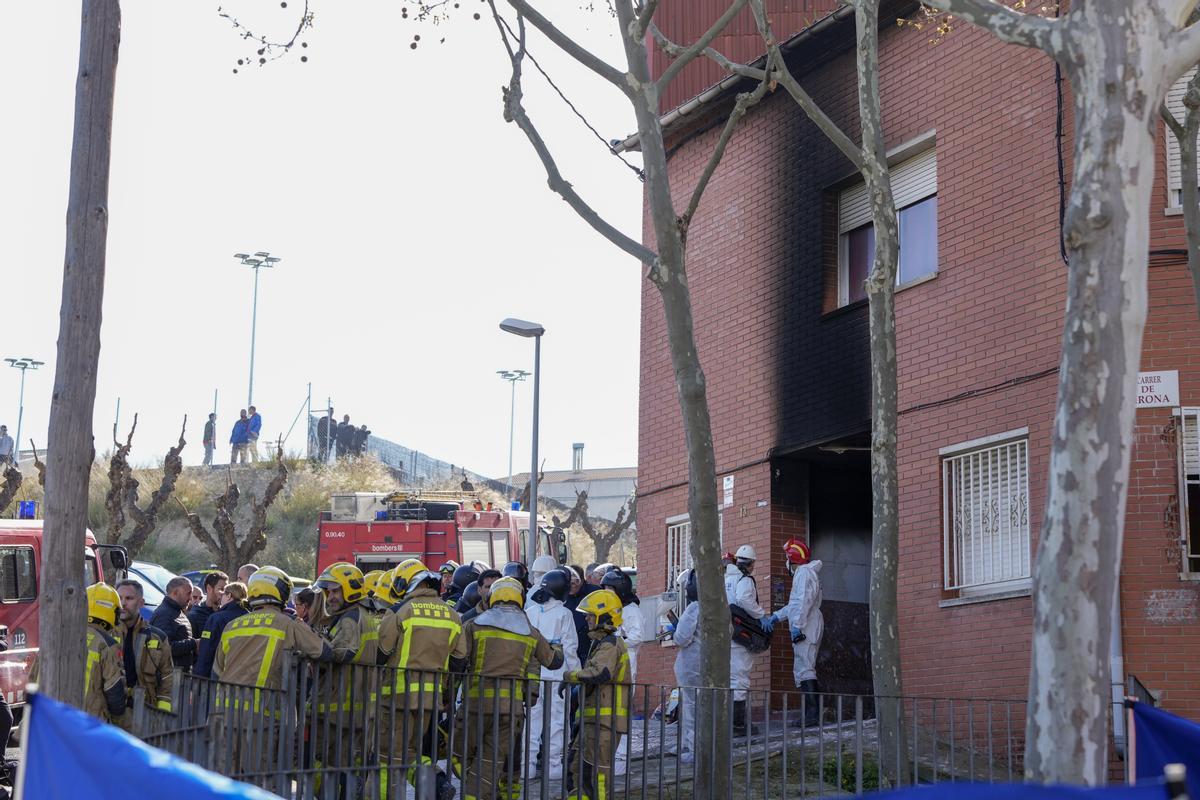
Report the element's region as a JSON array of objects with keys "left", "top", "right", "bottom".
[
  {"left": 117, "top": 617, "right": 175, "bottom": 711},
  {"left": 378, "top": 586, "right": 469, "bottom": 710},
  {"left": 565, "top": 632, "right": 630, "bottom": 733},
  {"left": 32, "top": 624, "right": 126, "bottom": 724},
  {"left": 315, "top": 603, "right": 379, "bottom": 716},
  {"left": 461, "top": 605, "right": 563, "bottom": 715},
  {"left": 215, "top": 605, "right": 332, "bottom": 694}
]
